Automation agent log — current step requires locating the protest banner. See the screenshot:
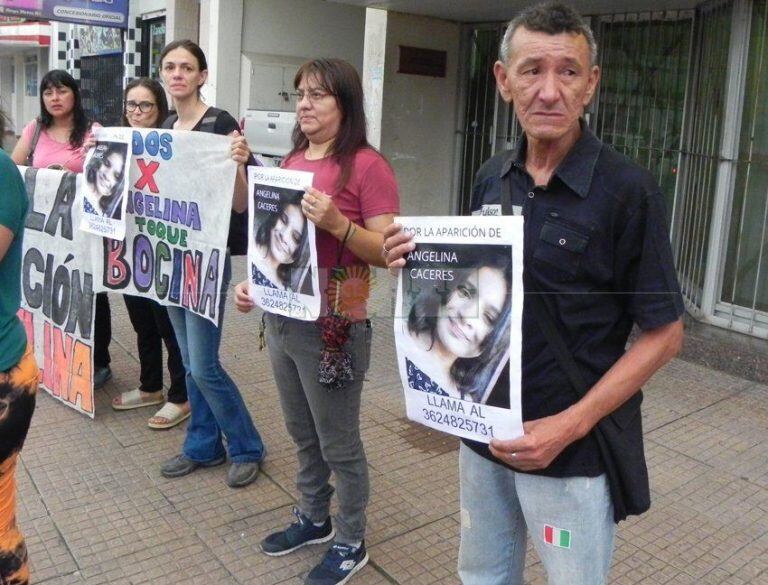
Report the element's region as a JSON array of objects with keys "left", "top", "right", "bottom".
[
  {"left": 19, "top": 167, "right": 96, "bottom": 417},
  {"left": 98, "top": 128, "right": 236, "bottom": 326},
  {"left": 247, "top": 166, "right": 320, "bottom": 320},
  {"left": 80, "top": 128, "right": 131, "bottom": 239},
  {"left": 394, "top": 216, "right": 525, "bottom": 443}
]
